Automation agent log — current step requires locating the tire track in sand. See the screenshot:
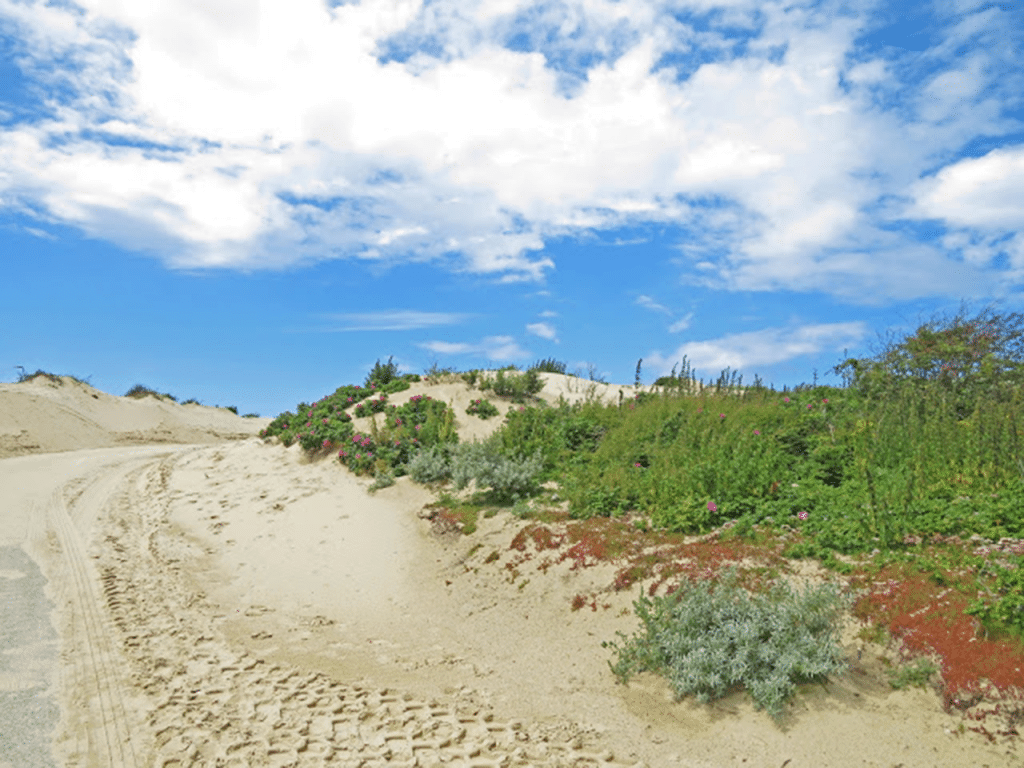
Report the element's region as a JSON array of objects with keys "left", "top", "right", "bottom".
[
  {"left": 78, "top": 448, "right": 643, "bottom": 767},
  {"left": 46, "top": 481, "right": 143, "bottom": 767}
]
